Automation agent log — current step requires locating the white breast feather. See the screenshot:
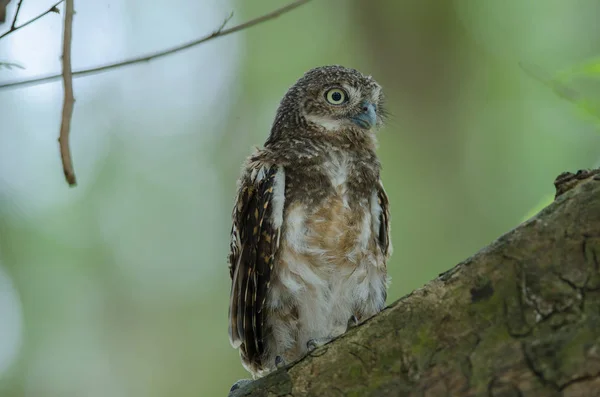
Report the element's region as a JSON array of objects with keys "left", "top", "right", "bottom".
[
  {"left": 353, "top": 201, "right": 373, "bottom": 260},
  {"left": 282, "top": 206, "right": 328, "bottom": 289},
  {"left": 325, "top": 153, "right": 350, "bottom": 207},
  {"left": 270, "top": 167, "right": 286, "bottom": 230},
  {"left": 370, "top": 190, "right": 382, "bottom": 240}
]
